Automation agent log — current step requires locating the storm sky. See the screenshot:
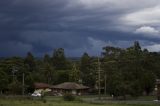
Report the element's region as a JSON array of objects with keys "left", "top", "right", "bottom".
[{"left": 1, "top": 0, "right": 160, "bottom": 57}]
